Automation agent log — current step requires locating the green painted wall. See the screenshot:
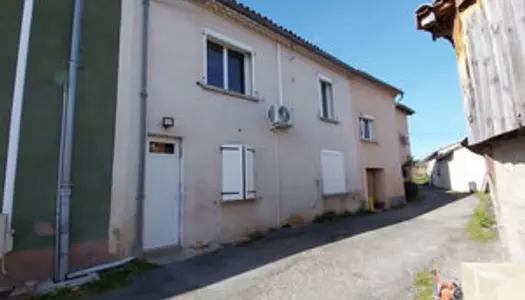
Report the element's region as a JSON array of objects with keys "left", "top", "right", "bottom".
[
  {"left": 0, "top": 0, "right": 121, "bottom": 251},
  {"left": 70, "top": 0, "right": 121, "bottom": 245}
]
